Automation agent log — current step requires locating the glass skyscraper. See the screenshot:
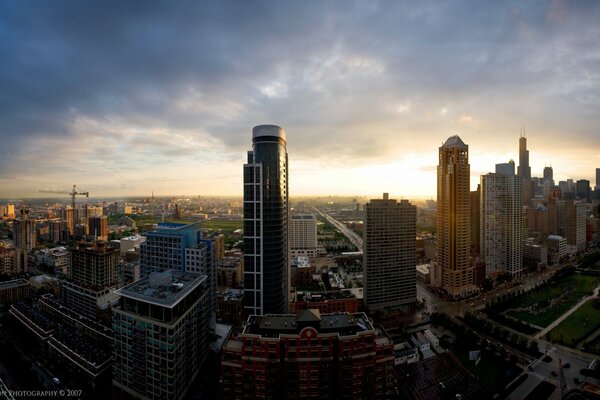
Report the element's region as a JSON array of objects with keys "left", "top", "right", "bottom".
[{"left": 243, "top": 125, "right": 289, "bottom": 315}]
